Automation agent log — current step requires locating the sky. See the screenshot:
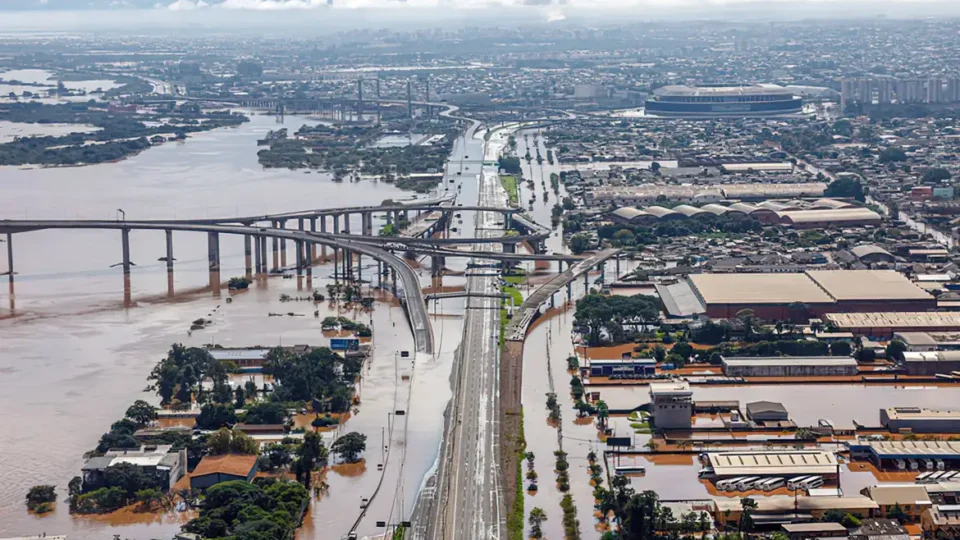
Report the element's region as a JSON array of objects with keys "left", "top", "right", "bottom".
[{"left": 2, "top": 0, "right": 960, "bottom": 32}]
